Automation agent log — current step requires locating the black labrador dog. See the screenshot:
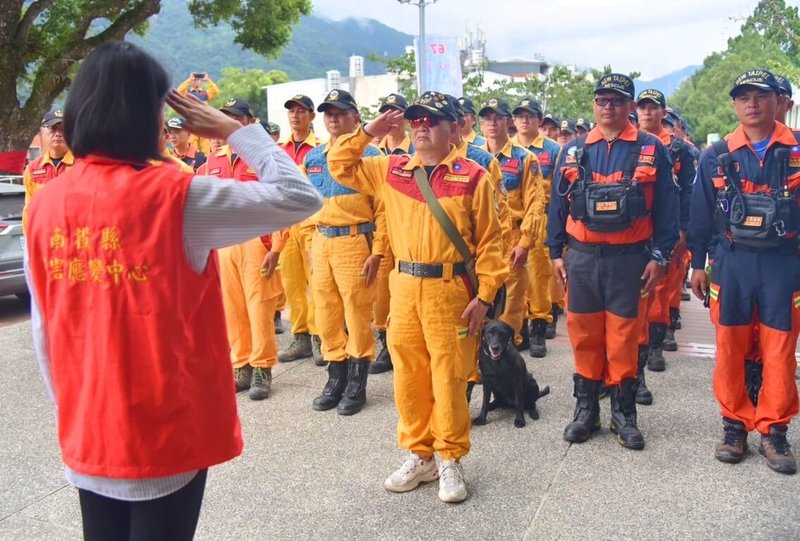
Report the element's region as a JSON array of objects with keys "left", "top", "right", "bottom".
[{"left": 473, "top": 320, "right": 550, "bottom": 428}]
